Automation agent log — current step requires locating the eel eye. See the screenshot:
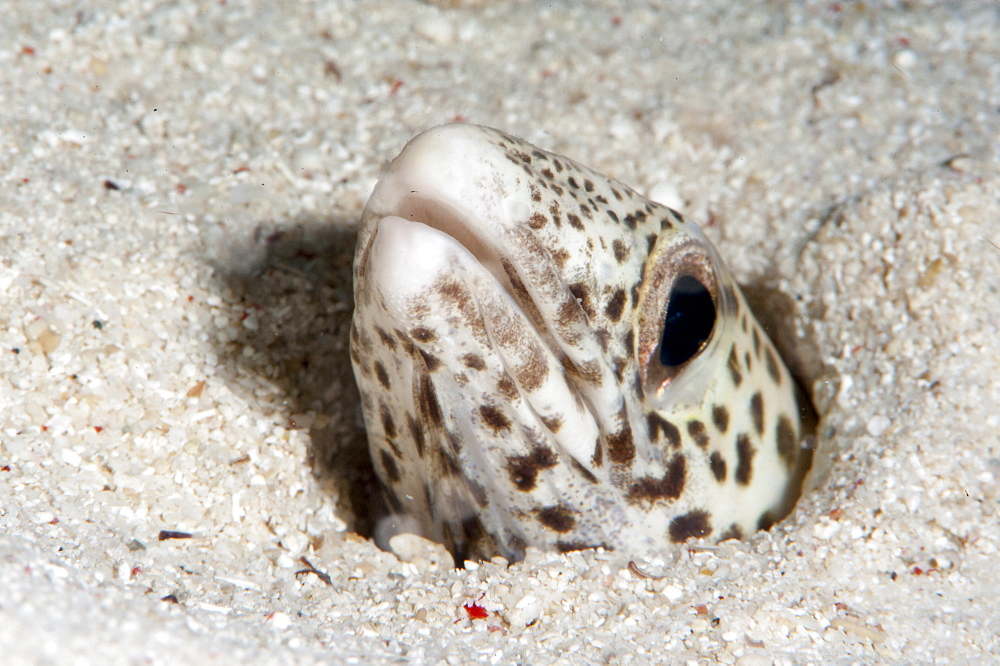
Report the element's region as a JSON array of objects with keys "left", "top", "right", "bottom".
[{"left": 658, "top": 274, "right": 716, "bottom": 367}]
